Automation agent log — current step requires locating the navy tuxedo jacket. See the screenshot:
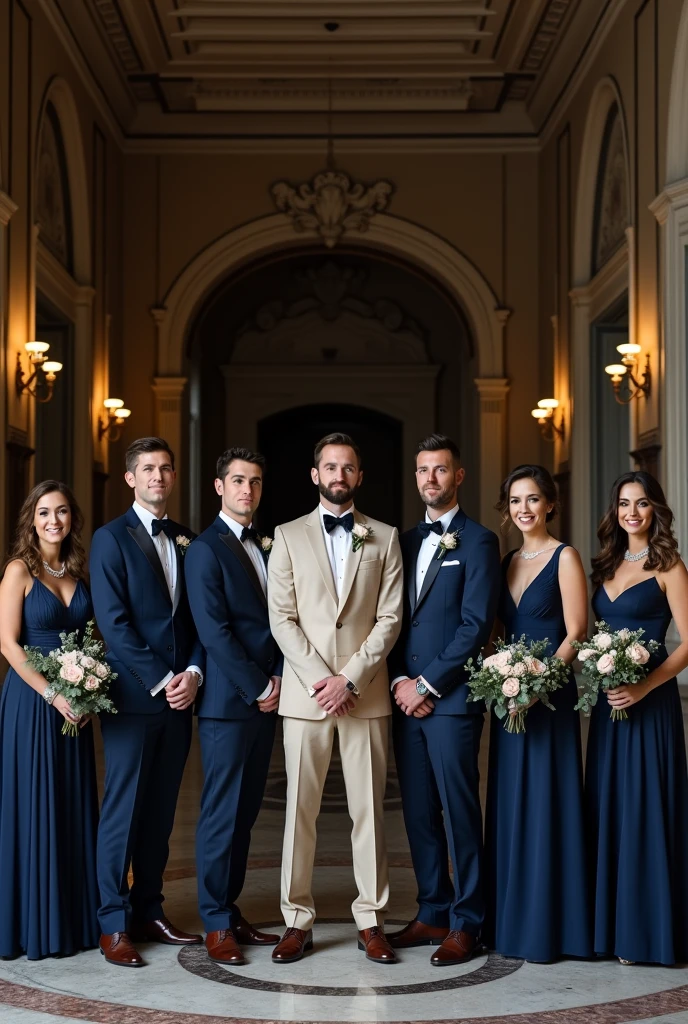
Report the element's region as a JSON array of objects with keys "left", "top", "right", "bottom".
[
  {"left": 89, "top": 506, "right": 204, "bottom": 715},
  {"left": 185, "top": 516, "right": 283, "bottom": 720},
  {"left": 389, "top": 509, "right": 501, "bottom": 715}
]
